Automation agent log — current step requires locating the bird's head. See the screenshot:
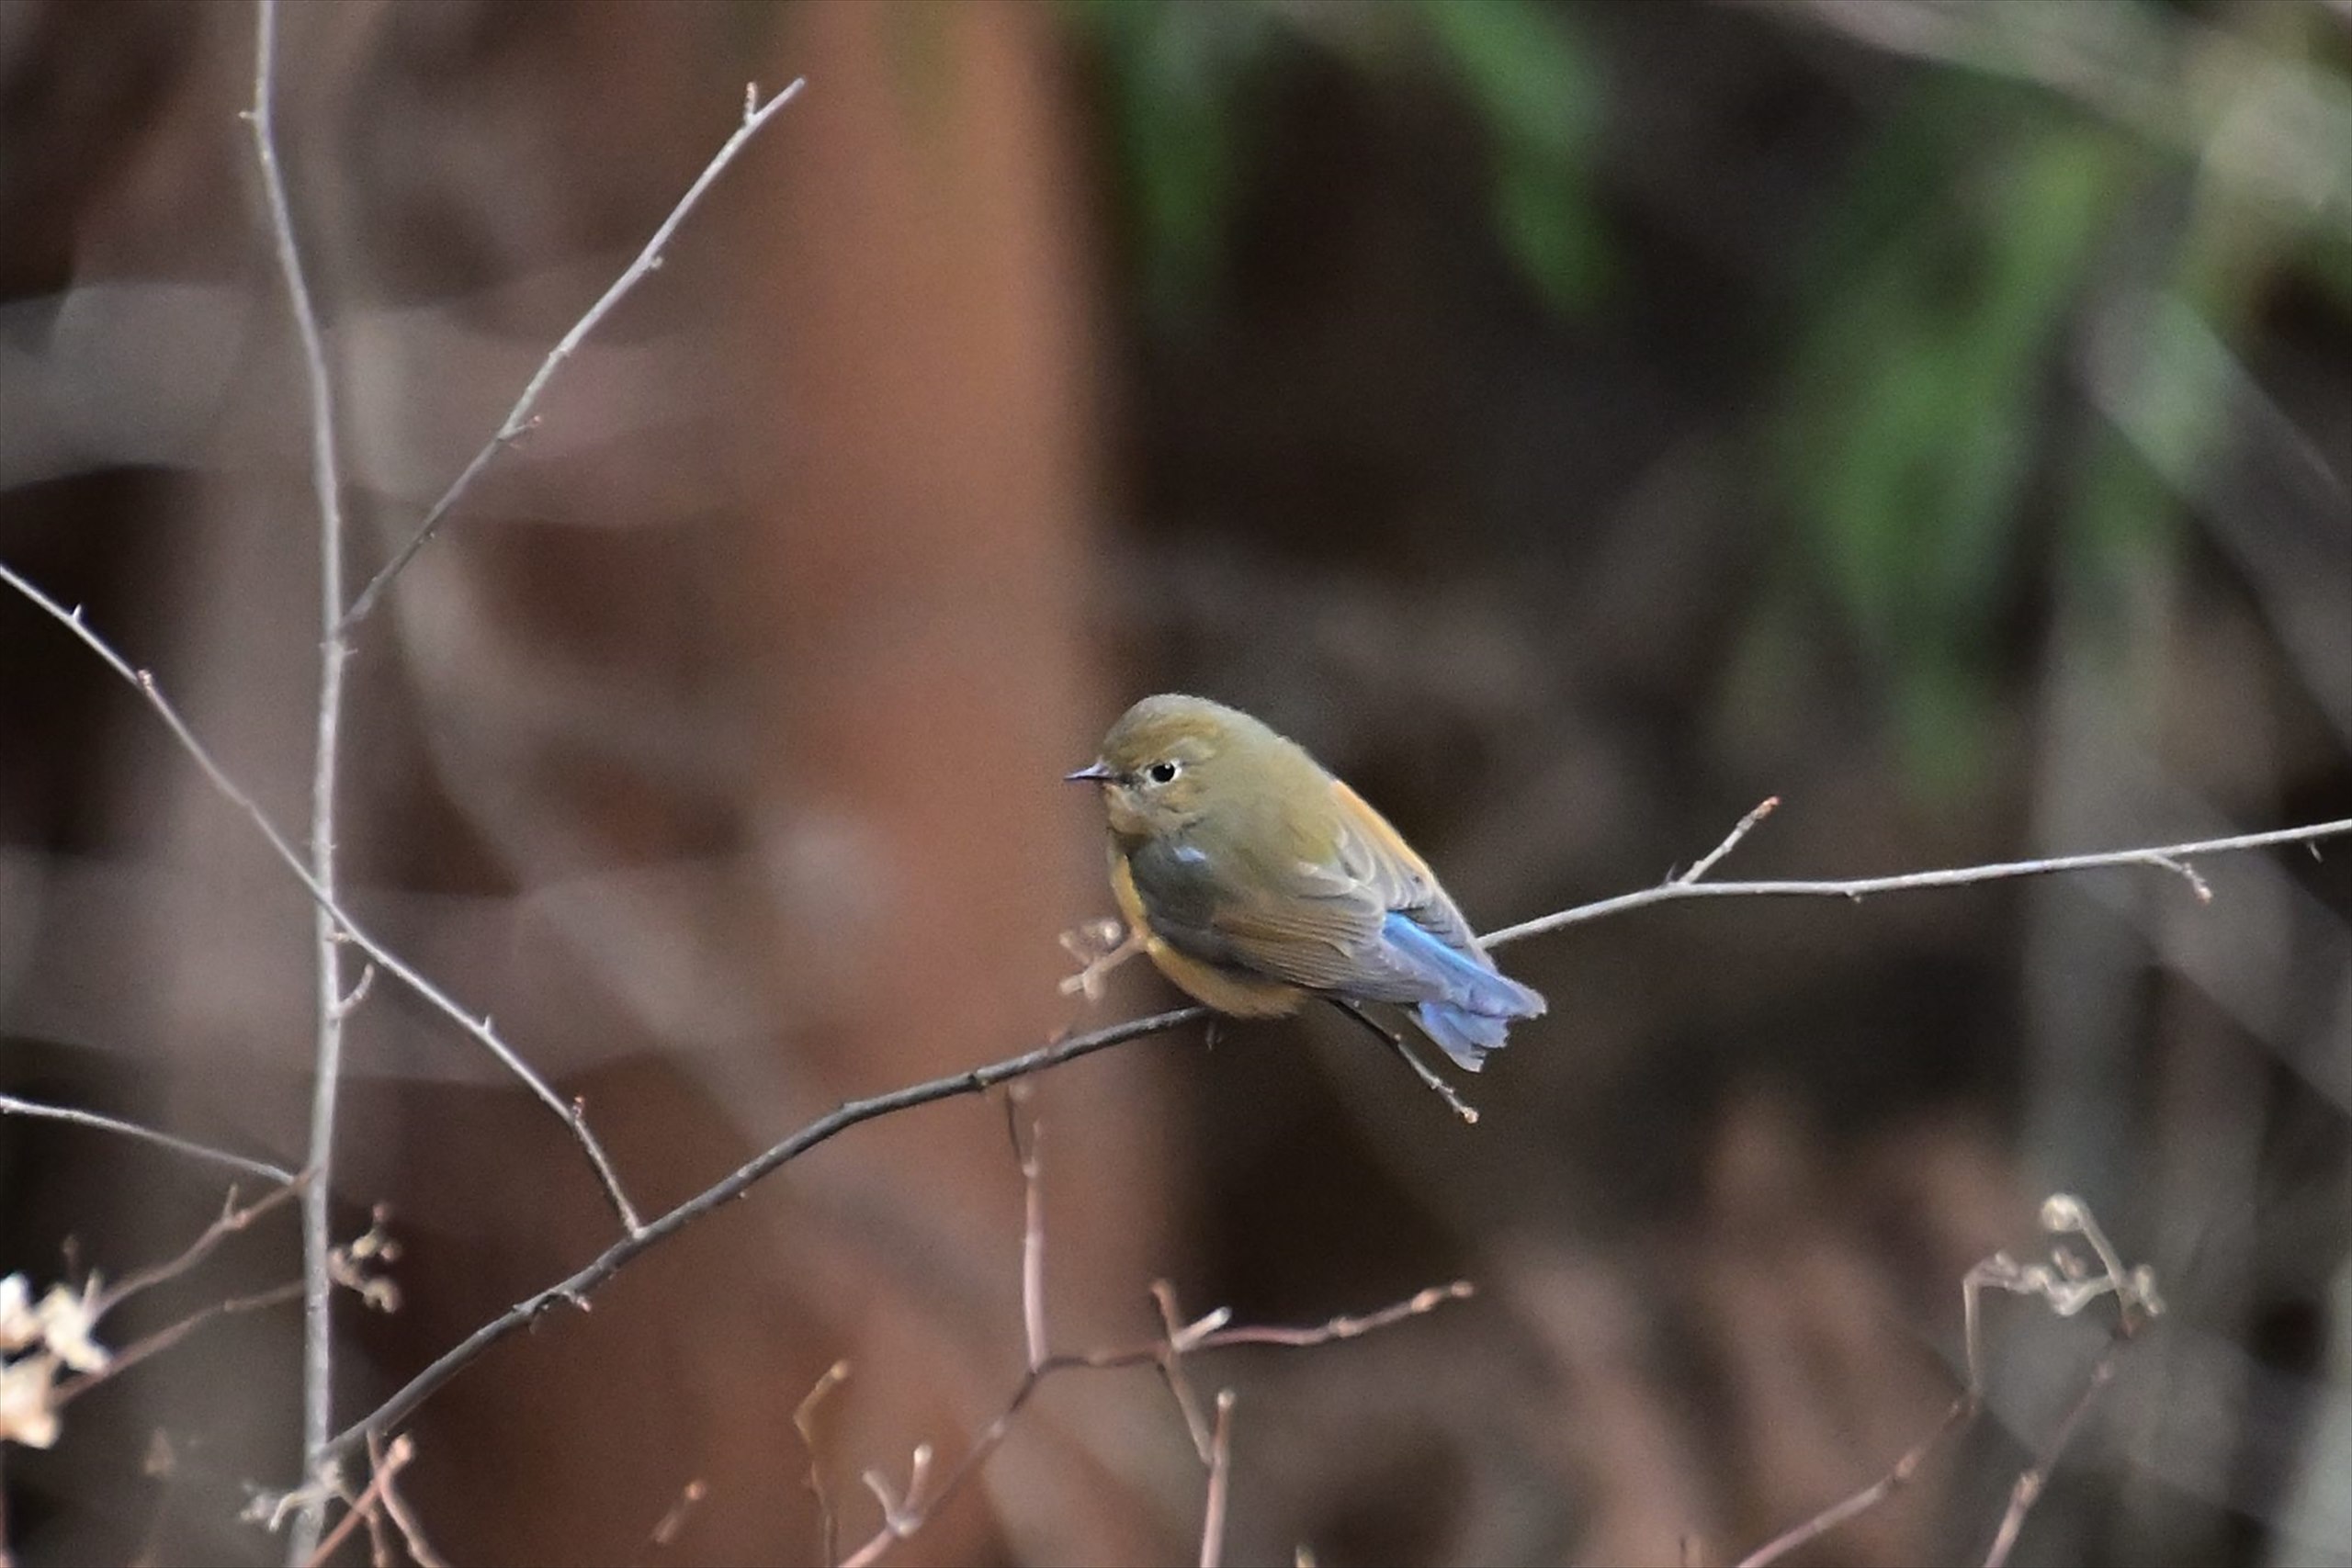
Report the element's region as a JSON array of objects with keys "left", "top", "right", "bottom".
[{"left": 1067, "top": 694, "right": 1270, "bottom": 841}]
